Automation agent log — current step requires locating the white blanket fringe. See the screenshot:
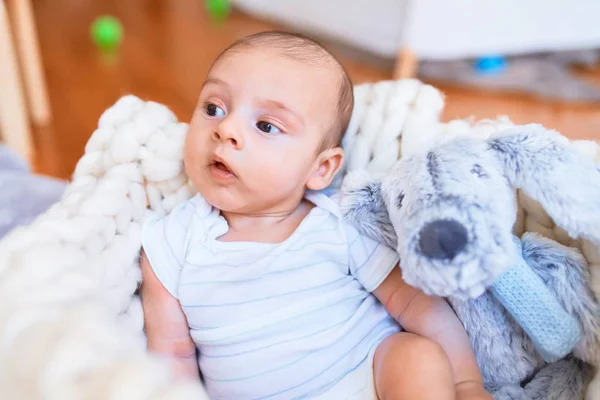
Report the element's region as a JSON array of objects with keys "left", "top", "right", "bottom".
[{"left": 0, "top": 80, "right": 598, "bottom": 399}]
